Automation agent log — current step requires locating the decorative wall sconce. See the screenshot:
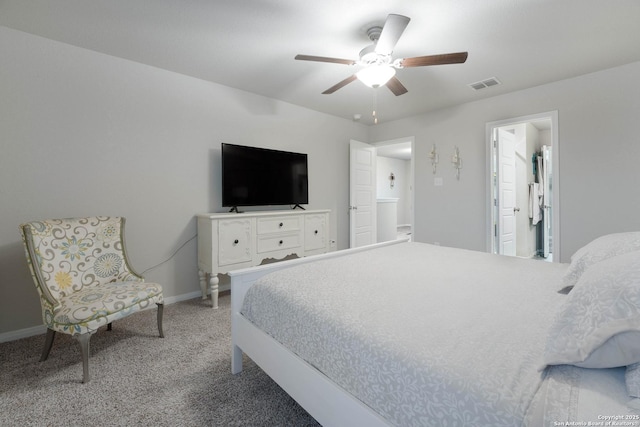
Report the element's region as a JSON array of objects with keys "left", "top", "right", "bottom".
[
  {"left": 428, "top": 144, "right": 439, "bottom": 174},
  {"left": 451, "top": 146, "right": 462, "bottom": 179},
  {"left": 389, "top": 172, "right": 395, "bottom": 188}
]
